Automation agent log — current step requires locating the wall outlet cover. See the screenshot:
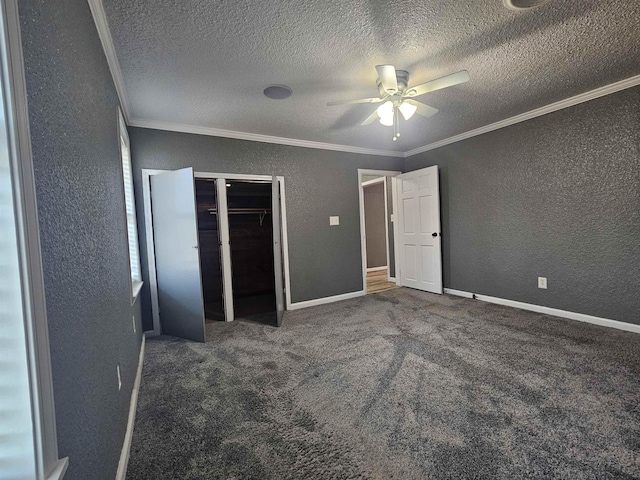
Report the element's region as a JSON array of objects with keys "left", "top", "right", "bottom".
[
  {"left": 330, "top": 216, "right": 339, "bottom": 226},
  {"left": 538, "top": 277, "right": 547, "bottom": 289}
]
